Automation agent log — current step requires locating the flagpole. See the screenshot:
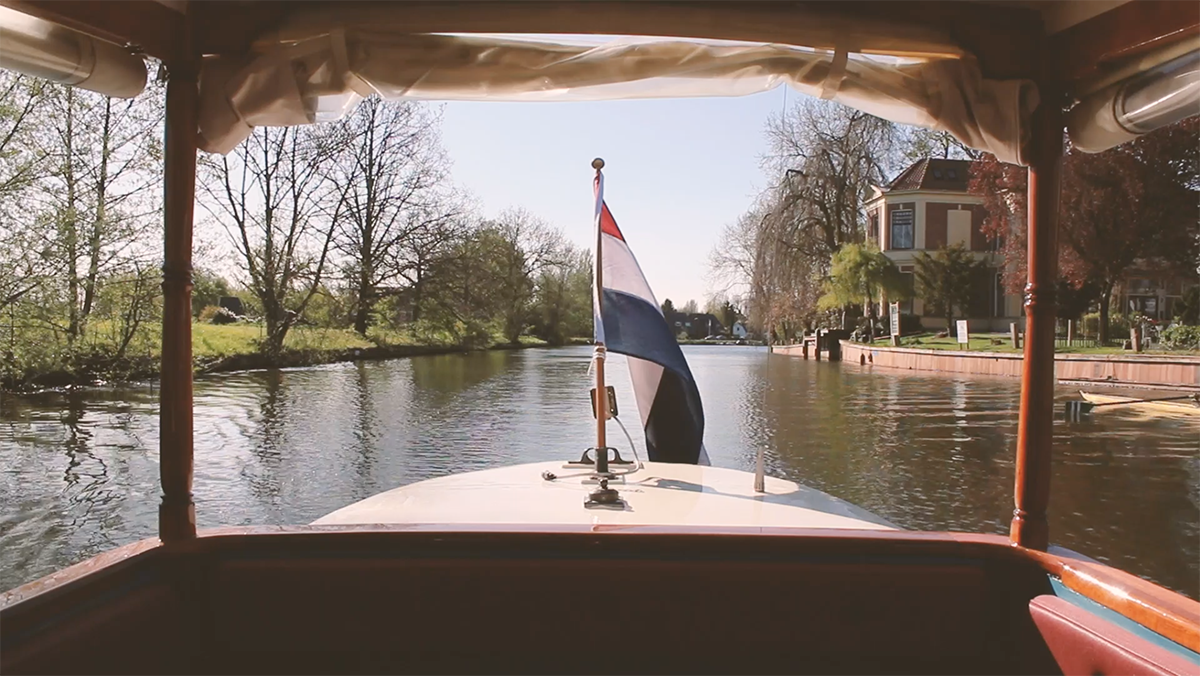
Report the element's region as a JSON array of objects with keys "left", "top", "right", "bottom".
[{"left": 592, "top": 157, "right": 608, "bottom": 474}]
